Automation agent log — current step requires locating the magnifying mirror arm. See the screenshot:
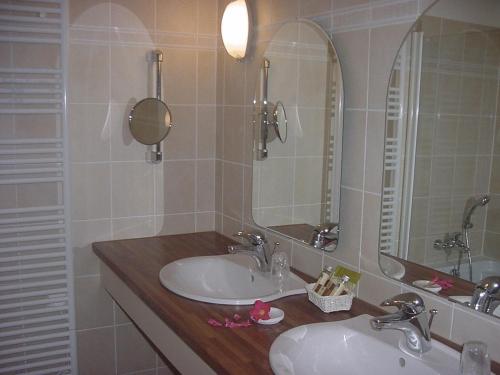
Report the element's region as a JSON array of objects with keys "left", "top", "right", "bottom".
[
  {"left": 151, "top": 50, "right": 164, "bottom": 163},
  {"left": 258, "top": 58, "right": 270, "bottom": 160}
]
